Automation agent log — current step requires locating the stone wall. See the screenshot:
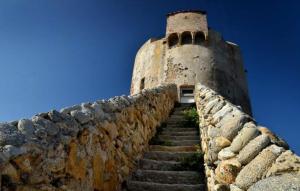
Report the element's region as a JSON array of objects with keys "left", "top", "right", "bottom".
[
  {"left": 0, "top": 84, "right": 178, "bottom": 191},
  {"left": 195, "top": 83, "right": 300, "bottom": 191}
]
